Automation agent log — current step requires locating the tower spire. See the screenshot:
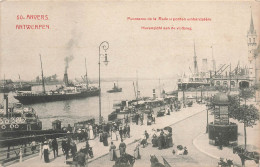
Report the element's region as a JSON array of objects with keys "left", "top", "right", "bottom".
[{"left": 249, "top": 6, "right": 255, "bottom": 34}]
